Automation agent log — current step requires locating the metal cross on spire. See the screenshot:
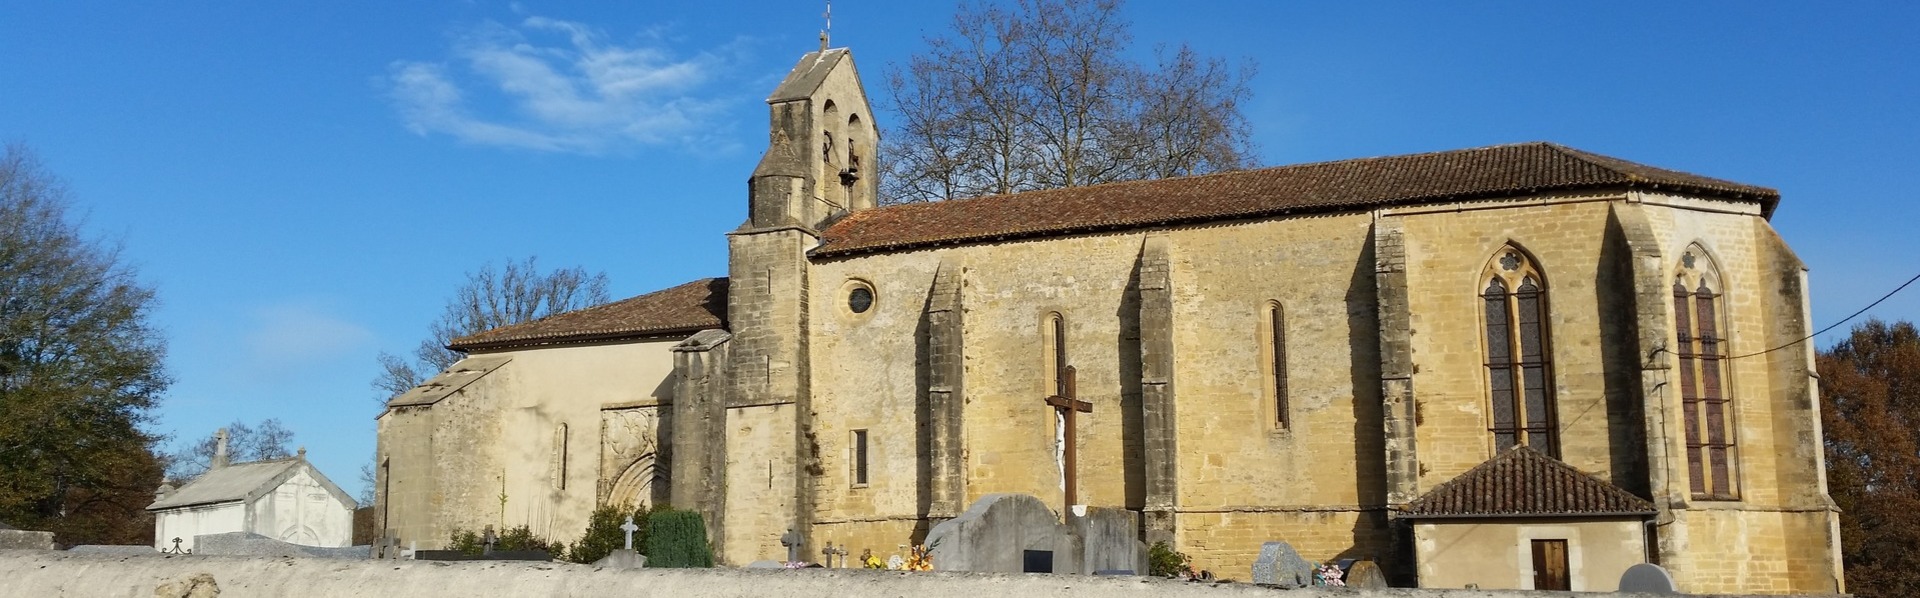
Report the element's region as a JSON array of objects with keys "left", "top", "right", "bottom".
[{"left": 820, "top": 0, "right": 832, "bottom": 52}]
